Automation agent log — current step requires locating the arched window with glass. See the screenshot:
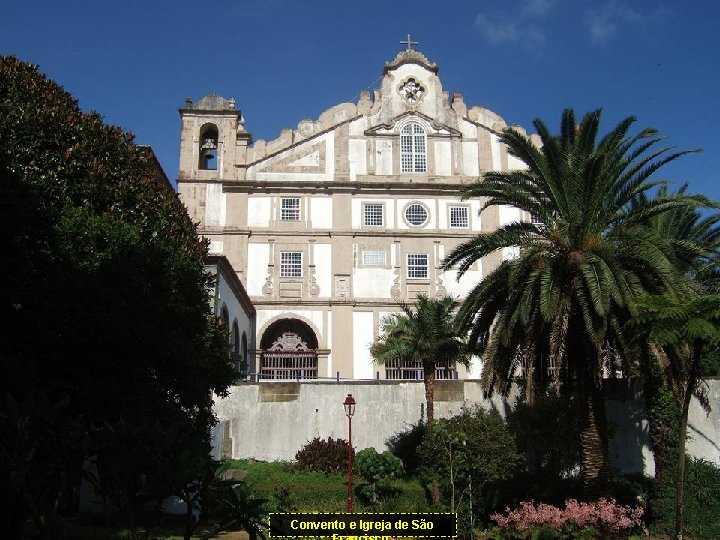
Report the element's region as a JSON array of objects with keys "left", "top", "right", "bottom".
[{"left": 400, "top": 122, "right": 427, "bottom": 173}]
